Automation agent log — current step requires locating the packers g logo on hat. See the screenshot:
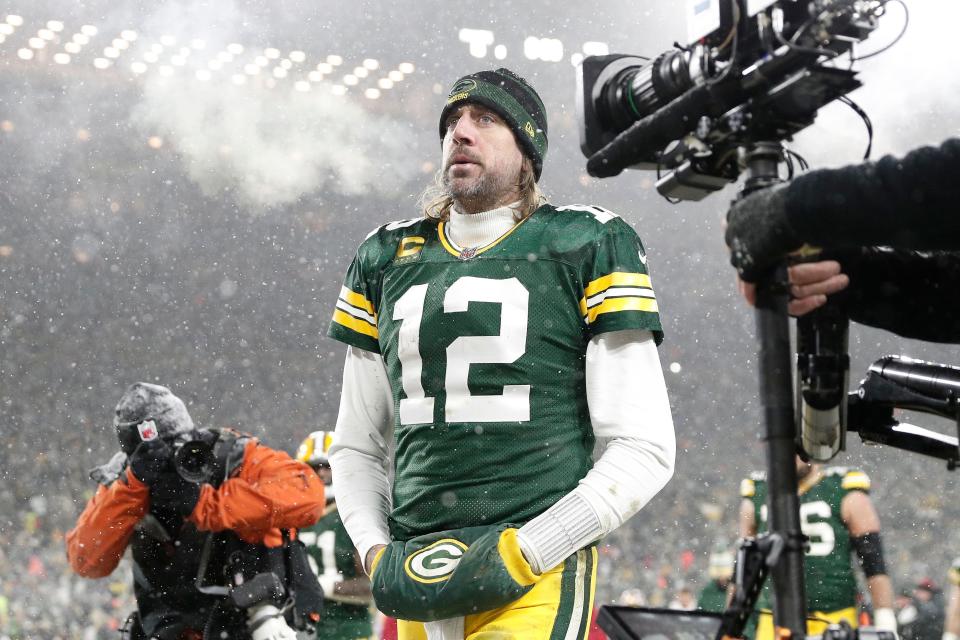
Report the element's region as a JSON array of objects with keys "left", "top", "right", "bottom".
[
  {"left": 403, "top": 538, "right": 468, "bottom": 584},
  {"left": 447, "top": 78, "right": 477, "bottom": 104}
]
